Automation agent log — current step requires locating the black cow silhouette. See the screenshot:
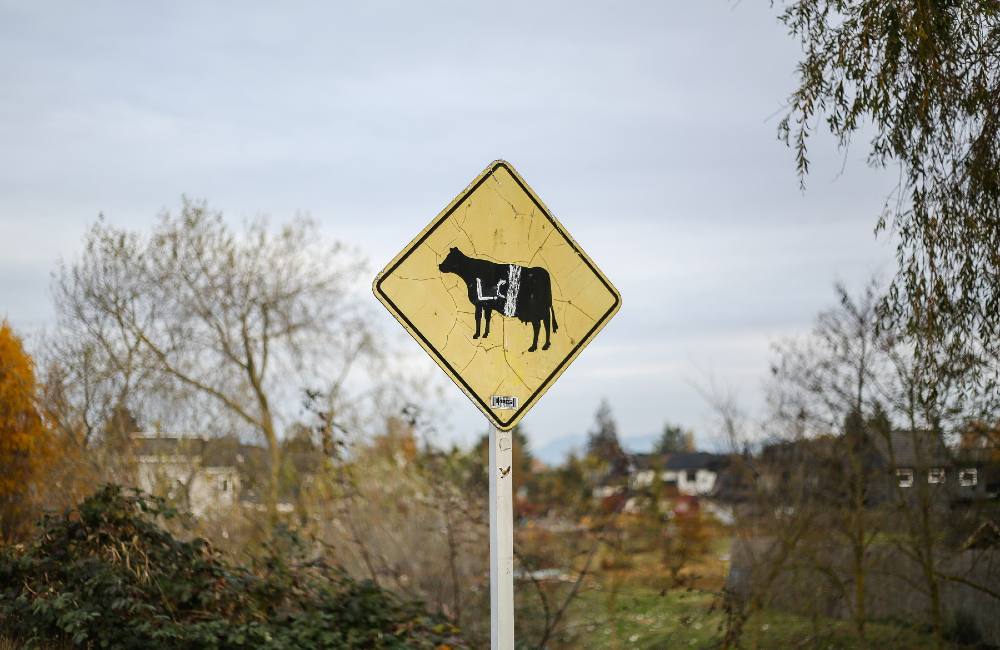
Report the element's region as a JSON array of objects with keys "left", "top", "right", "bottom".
[{"left": 438, "top": 247, "right": 558, "bottom": 352}]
